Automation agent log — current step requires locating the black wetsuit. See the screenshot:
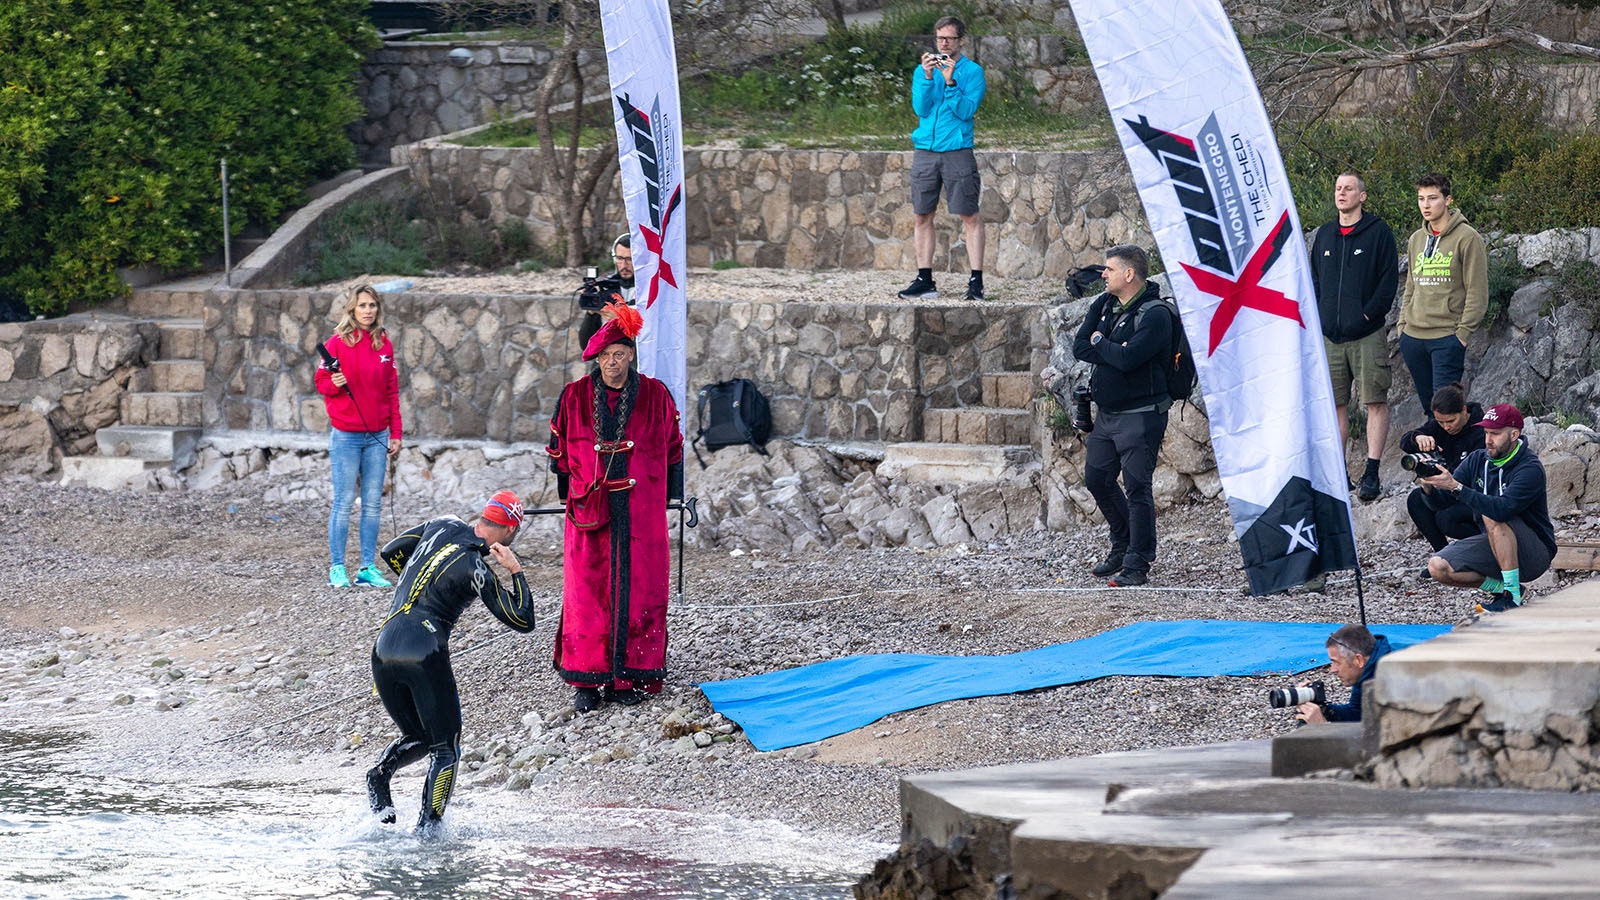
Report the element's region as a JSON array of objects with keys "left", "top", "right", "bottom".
[{"left": 367, "top": 516, "right": 534, "bottom": 828}]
